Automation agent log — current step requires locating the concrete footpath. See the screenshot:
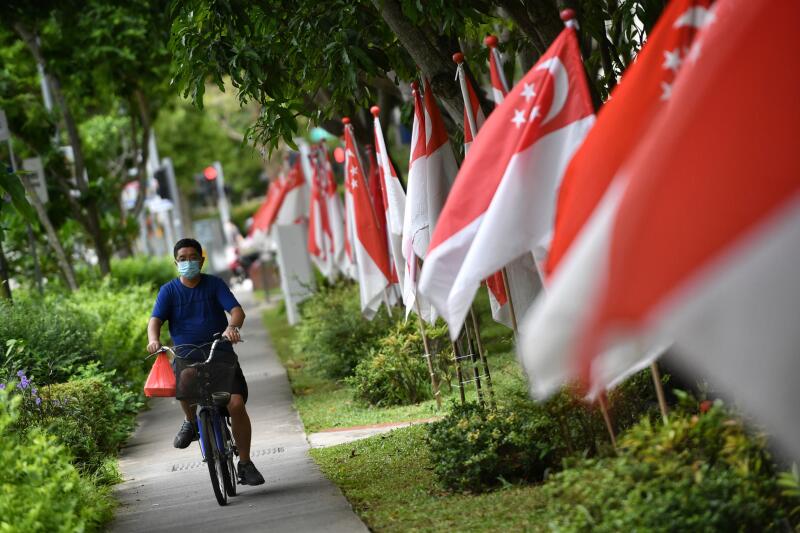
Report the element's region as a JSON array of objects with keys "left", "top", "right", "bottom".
[{"left": 111, "top": 290, "right": 367, "bottom": 533}]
